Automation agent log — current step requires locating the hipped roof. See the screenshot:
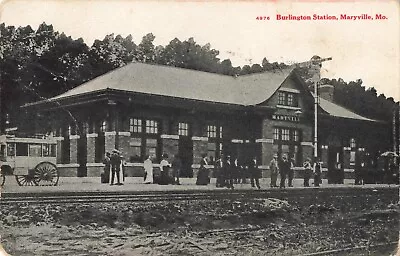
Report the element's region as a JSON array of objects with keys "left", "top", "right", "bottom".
[
  {"left": 27, "top": 62, "right": 378, "bottom": 122},
  {"left": 49, "top": 62, "right": 293, "bottom": 106}
]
